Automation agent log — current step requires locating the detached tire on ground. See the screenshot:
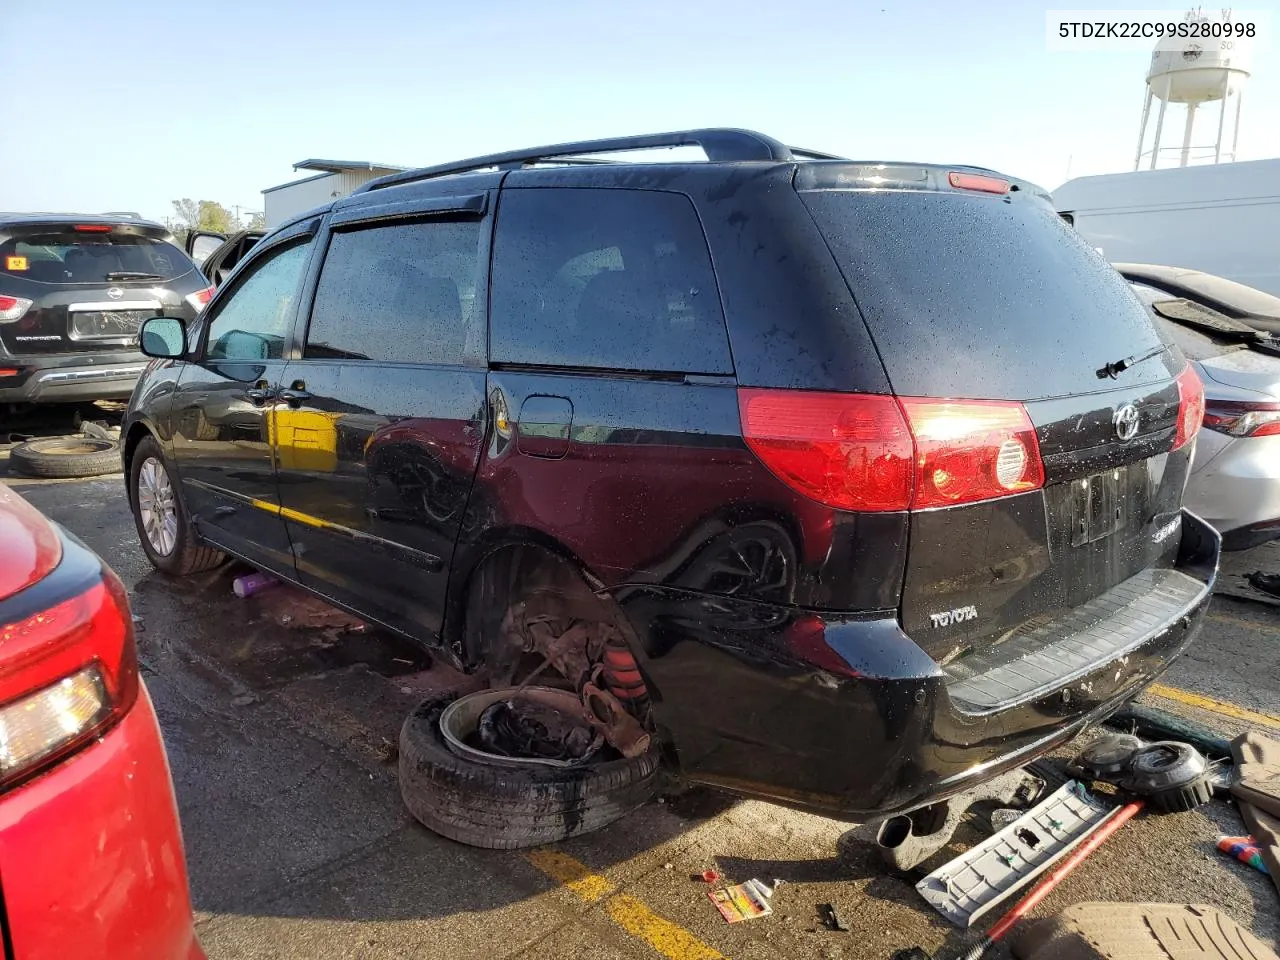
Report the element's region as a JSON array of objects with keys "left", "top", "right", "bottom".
[
  {"left": 8, "top": 437, "right": 121, "bottom": 478},
  {"left": 398, "top": 694, "right": 661, "bottom": 849}
]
